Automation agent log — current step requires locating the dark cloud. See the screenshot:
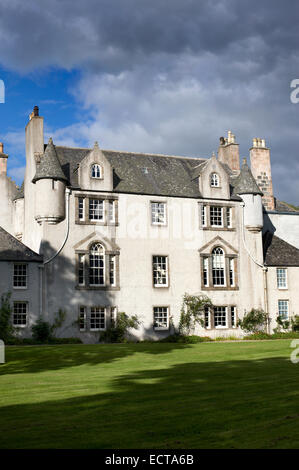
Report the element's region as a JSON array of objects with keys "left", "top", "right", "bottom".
[{"left": 1, "top": 0, "right": 299, "bottom": 202}]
